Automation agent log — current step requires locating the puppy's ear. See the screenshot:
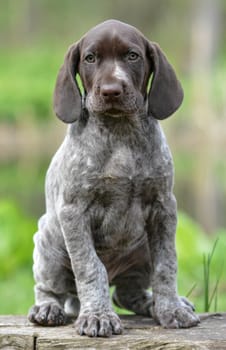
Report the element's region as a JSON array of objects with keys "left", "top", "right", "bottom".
[
  {"left": 147, "top": 42, "right": 183, "bottom": 120},
  {"left": 53, "top": 42, "right": 82, "bottom": 123}
]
